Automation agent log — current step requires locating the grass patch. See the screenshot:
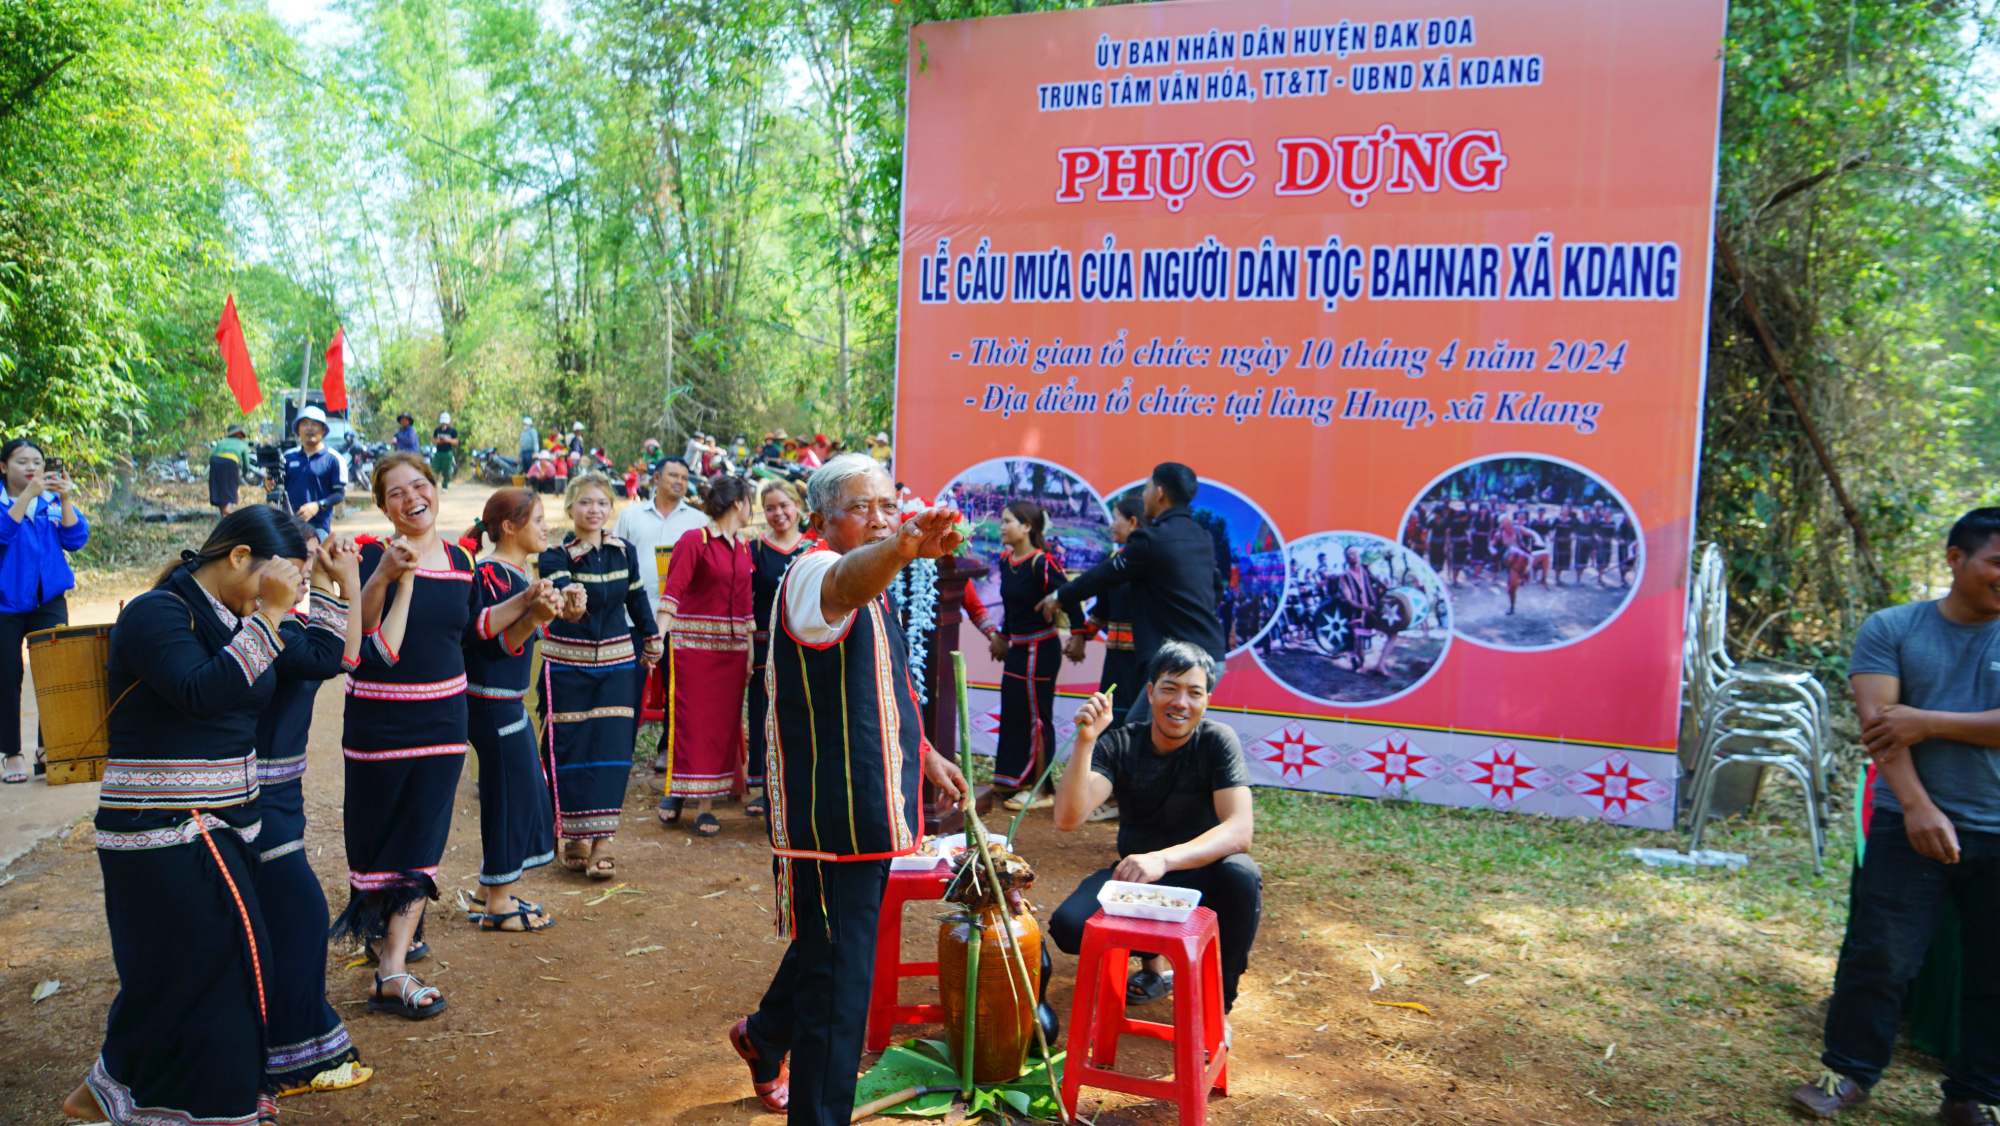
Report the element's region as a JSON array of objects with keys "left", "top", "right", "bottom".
[{"left": 1253, "top": 788, "right": 1952, "bottom": 1123}]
